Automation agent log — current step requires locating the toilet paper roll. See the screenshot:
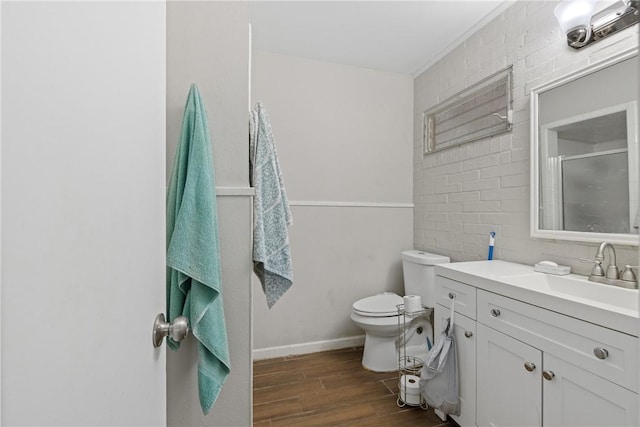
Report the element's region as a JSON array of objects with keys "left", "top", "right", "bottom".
[
  {"left": 403, "top": 295, "right": 422, "bottom": 313},
  {"left": 399, "top": 374, "right": 420, "bottom": 392},
  {"left": 399, "top": 374, "right": 421, "bottom": 406}
]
